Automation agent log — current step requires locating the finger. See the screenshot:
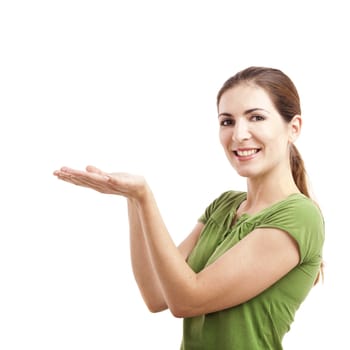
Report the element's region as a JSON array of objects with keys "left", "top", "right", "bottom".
[
  {"left": 68, "top": 175, "right": 117, "bottom": 195},
  {"left": 54, "top": 167, "right": 115, "bottom": 194},
  {"left": 60, "top": 166, "right": 75, "bottom": 173},
  {"left": 55, "top": 173, "right": 80, "bottom": 186},
  {"left": 86, "top": 165, "right": 106, "bottom": 175},
  {"left": 59, "top": 169, "right": 111, "bottom": 189},
  {"left": 59, "top": 167, "right": 98, "bottom": 178},
  {"left": 53, "top": 167, "right": 72, "bottom": 176},
  {"left": 55, "top": 166, "right": 83, "bottom": 176},
  {"left": 56, "top": 172, "right": 101, "bottom": 190},
  {"left": 55, "top": 166, "right": 108, "bottom": 181}
]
